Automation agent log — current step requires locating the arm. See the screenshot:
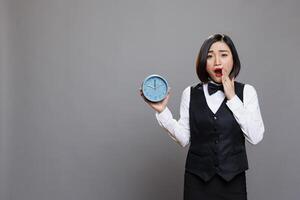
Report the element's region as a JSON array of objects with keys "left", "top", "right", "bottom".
[
  {"left": 226, "top": 84, "right": 265, "bottom": 145},
  {"left": 155, "top": 87, "right": 191, "bottom": 147}
]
